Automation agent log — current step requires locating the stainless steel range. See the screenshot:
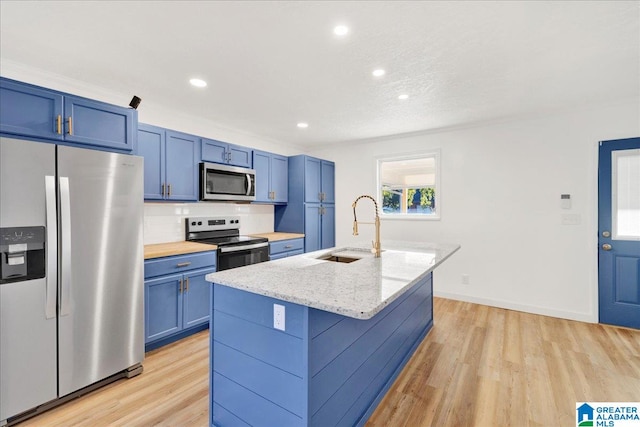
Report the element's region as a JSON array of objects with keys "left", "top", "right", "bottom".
[{"left": 185, "top": 217, "right": 269, "bottom": 271}]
